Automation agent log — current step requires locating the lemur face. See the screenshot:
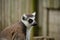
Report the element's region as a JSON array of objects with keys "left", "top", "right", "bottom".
[{"left": 21, "top": 12, "right": 37, "bottom": 28}]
